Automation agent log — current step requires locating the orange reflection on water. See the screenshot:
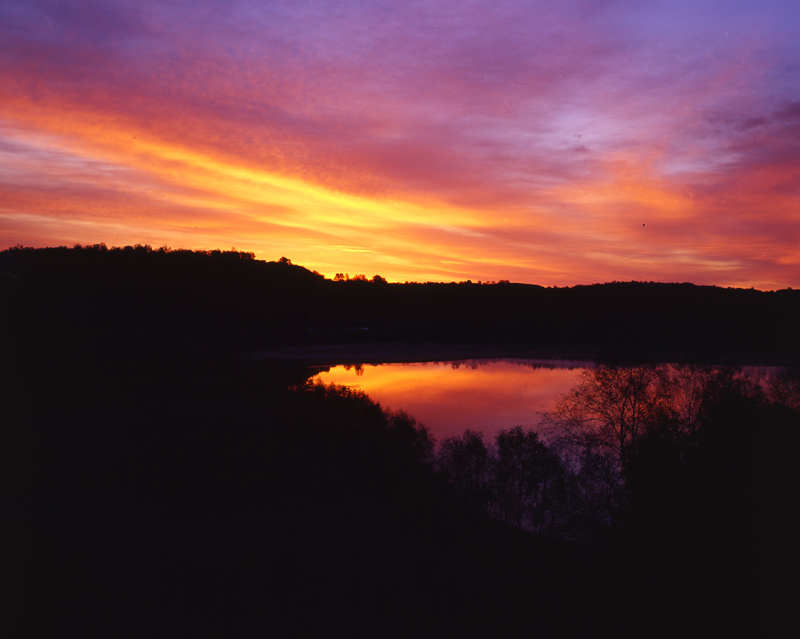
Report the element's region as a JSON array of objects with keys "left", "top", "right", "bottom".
[{"left": 314, "top": 360, "right": 589, "bottom": 441}]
